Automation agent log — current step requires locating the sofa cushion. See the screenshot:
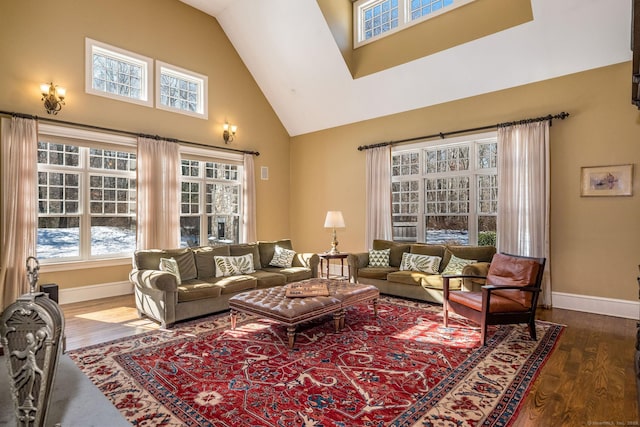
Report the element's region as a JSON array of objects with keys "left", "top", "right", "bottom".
[
  {"left": 177, "top": 279, "right": 223, "bottom": 302},
  {"left": 442, "top": 245, "right": 496, "bottom": 272},
  {"left": 193, "top": 245, "right": 231, "bottom": 279},
  {"left": 358, "top": 266, "right": 398, "bottom": 280},
  {"left": 270, "top": 245, "right": 296, "bottom": 268},
  {"left": 159, "top": 257, "right": 181, "bottom": 285},
  {"left": 410, "top": 244, "right": 446, "bottom": 258},
  {"left": 371, "top": 240, "right": 411, "bottom": 267},
  {"left": 387, "top": 270, "right": 463, "bottom": 290},
  {"left": 258, "top": 239, "right": 293, "bottom": 268},
  {"left": 230, "top": 244, "right": 262, "bottom": 270},
  {"left": 399, "top": 252, "right": 441, "bottom": 274},
  {"left": 368, "top": 248, "right": 390, "bottom": 267},
  {"left": 262, "top": 267, "right": 313, "bottom": 283},
  {"left": 442, "top": 254, "right": 477, "bottom": 275},
  {"left": 250, "top": 270, "right": 288, "bottom": 288},
  {"left": 215, "top": 254, "right": 256, "bottom": 277},
  {"left": 210, "top": 275, "right": 258, "bottom": 295}
]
